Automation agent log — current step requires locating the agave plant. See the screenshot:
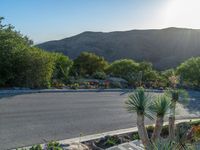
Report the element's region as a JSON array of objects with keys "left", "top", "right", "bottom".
[
  {"left": 152, "top": 138, "right": 197, "bottom": 150},
  {"left": 152, "top": 139, "right": 176, "bottom": 150},
  {"left": 151, "top": 95, "right": 171, "bottom": 142},
  {"left": 125, "top": 88, "right": 153, "bottom": 148}
]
